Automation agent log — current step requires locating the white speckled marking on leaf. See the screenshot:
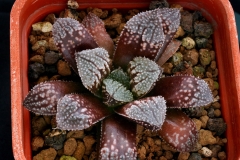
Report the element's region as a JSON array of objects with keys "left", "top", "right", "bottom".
[
  {"left": 102, "top": 79, "right": 133, "bottom": 107},
  {"left": 128, "top": 57, "right": 162, "bottom": 98},
  {"left": 158, "top": 109, "right": 198, "bottom": 152},
  {"left": 99, "top": 114, "right": 137, "bottom": 160},
  {"left": 56, "top": 94, "right": 111, "bottom": 130},
  {"left": 151, "top": 75, "right": 214, "bottom": 108},
  {"left": 23, "top": 81, "right": 83, "bottom": 115},
  {"left": 52, "top": 18, "right": 98, "bottom": 74},
  {"left": 115, "top": 96, "right": 167, "bottom": 130},
  {"left": 113, "top": 8, "right": 180, "bottom": 68},
  {"left": 75, "top": 47, "right": 112, "bottom": 97}
]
